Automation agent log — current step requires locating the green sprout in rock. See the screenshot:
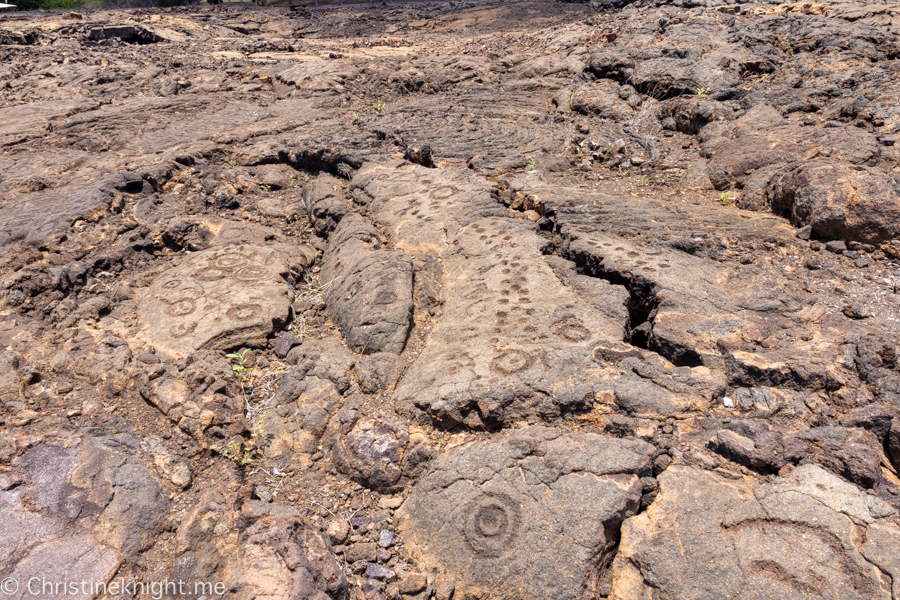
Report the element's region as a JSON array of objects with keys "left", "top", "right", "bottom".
[
  {"left": 696, "top": 87, "right": 708, "bottom": 98},
  {"left": 374, "top": 103, "right": 384, "bottom": 116},
  {"left": 637, "top": 174, "right": 649, "bottom": 186},
  {"left": 526, "top": 156, "right": 536, "bottom": 171},
  {"left": 720, "top": 192, "right": 734, "bottom": 205},
  {"left": 210, "top": 417, "right": 265, "bottom": 467},
  {"left": 227, "top": 349, "right": 253, "bottom": 384},
  {"left": 574, "top": 139, "right": 589, "bottom": 160}
]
